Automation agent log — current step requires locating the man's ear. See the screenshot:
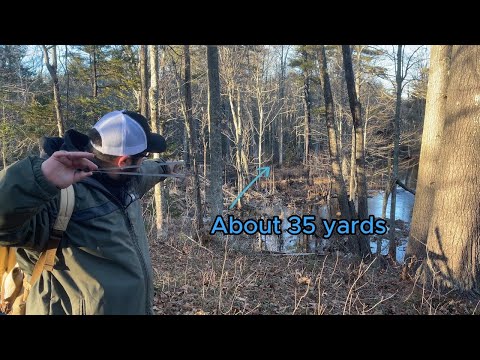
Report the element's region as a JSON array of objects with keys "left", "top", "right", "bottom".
[{"left": 116, "top": 155, "right": 131, "bottom": 168}]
